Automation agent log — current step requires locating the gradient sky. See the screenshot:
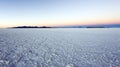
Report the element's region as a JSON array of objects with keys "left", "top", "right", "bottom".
[{"left": 0, "top": 0, "right": 120, "bottom": 28}]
